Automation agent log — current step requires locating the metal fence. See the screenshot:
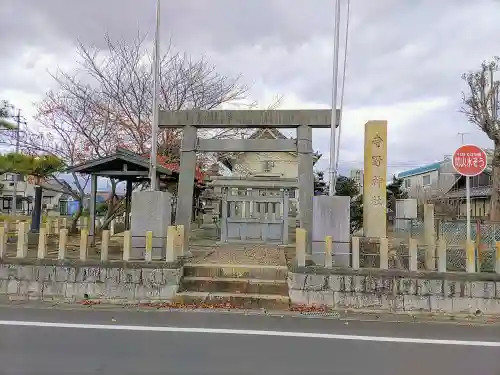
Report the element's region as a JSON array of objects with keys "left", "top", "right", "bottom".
[
  {"left": 391, "top": 218, "right": 425, "bottom": 237},
  {"left": 349, "top": 236, "right": 496, "bottom": 272}
]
